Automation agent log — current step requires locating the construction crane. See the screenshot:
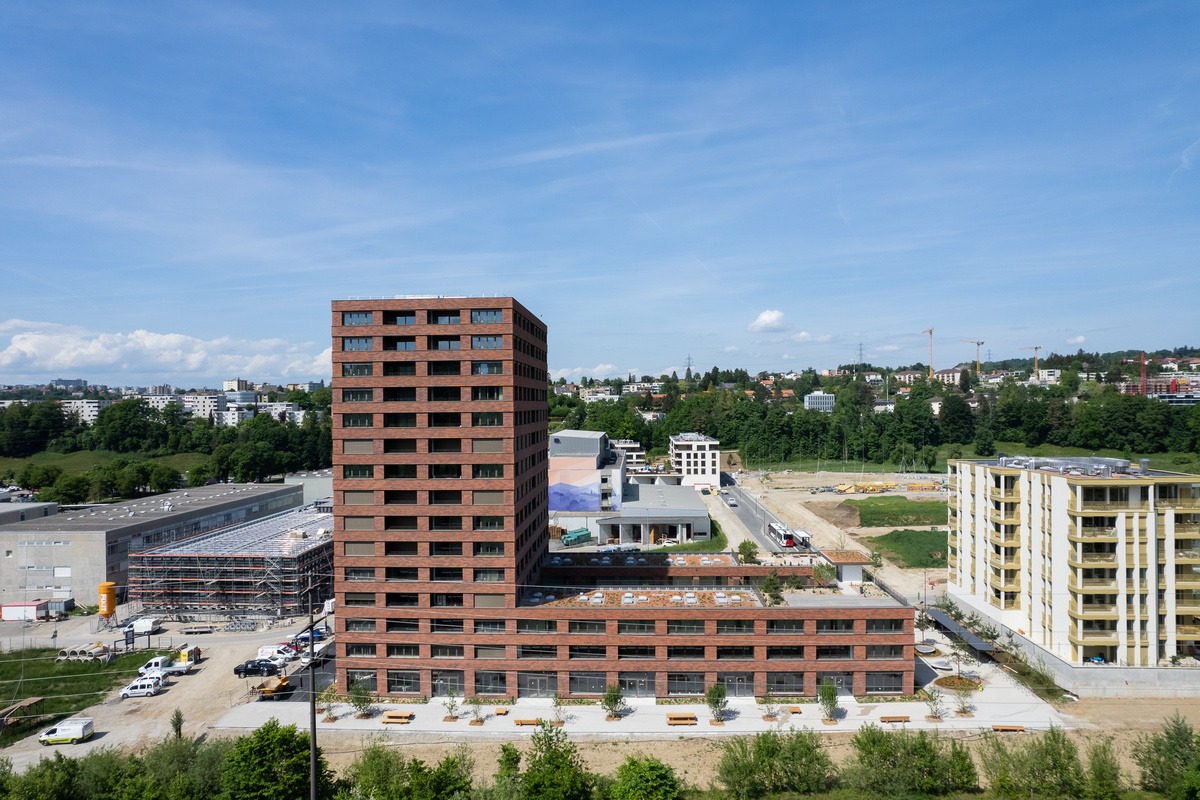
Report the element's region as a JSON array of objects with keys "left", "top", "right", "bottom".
[
  {"left": 922, "top": 328, "right": 934, "bottom": 380},
  {"left": 1021, "top": 345, "right": 1042, "bottom": 378},
  {"left": 961, "top": 338, "right": 985, "bottom": 378}
]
